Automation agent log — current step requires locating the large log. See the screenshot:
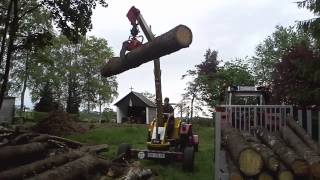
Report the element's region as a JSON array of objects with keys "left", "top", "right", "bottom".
[
  {"left": 100, "top": 25, "right": 192, "bottom": 77},
  {"left": 286, "top": 117, "right": 320, "bottom": 152},
  {"left": 277, "top": 162, "right": 294, "bottom": 180},
  {"left": 255, "top": 128, "right": 309, "bottom": 176},
  {"left": 0, "top": 150, "right": 85, "bottom": 180},
  {"left": 226, "top": 151, "right": 243, "bottom": 180},
  {"left": 258, "top": 172, "right": 273, "bottom": 180},
  {"left": 0, "top": 142, "right": 49, "bottom": 163},
  {"left": 242, "top": 132, "right": 280, "bottom": 172},
  {"left": 281, "top": 126, "right": 320, "bottom": 177},
  {"left": 26, "top": 155, "right": 111, "bottom": 180},
  {"left": 222, "top": 127, "right": 263, "bottom": 176},
  {"left": 30, "top": 134, "right": 83, "bottom": 148}
]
